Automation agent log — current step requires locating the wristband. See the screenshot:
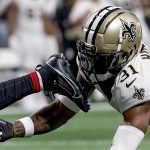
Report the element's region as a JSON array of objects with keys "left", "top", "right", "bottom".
[{"left": 18, "top": 117, "right": 34, "bottom": 137}]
